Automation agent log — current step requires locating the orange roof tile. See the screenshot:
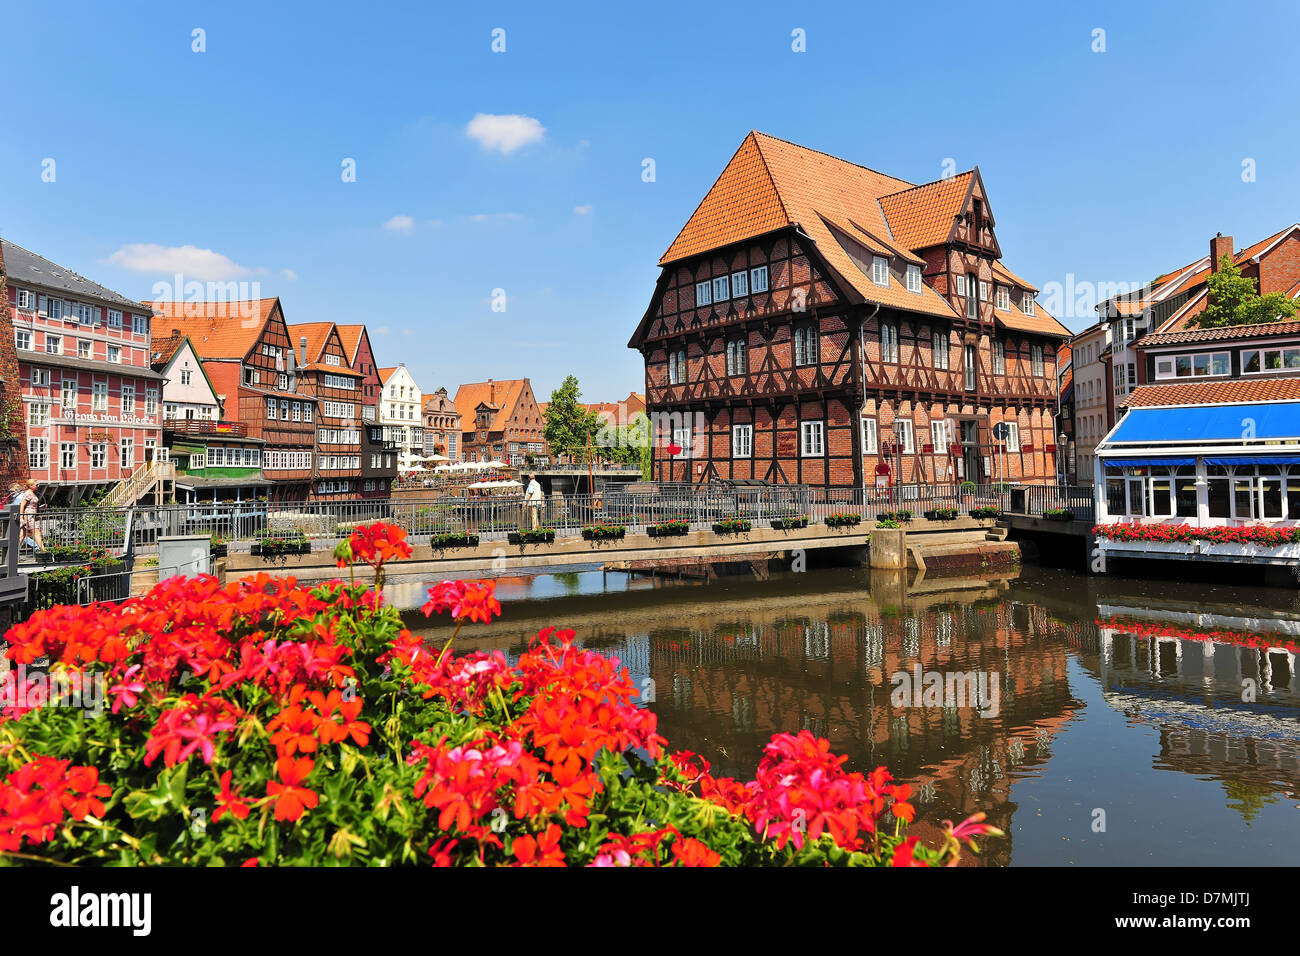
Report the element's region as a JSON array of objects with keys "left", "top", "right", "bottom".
[
  {"left": 1120, "top": 377, "right": 1300, "bottom": 408},
  {"left": 453, "top": 380, "right": 530, "bottom": 433},
  {"left": 149, "top": 298, "right": 280, "bottom": 360},
  {"left": 996, "top": 297, "right": 1072, "bottom": 338},
  {"left": 377, "top": 366, "right": 398, "bottom": 384},
  {"left": 335, "top": 324, "right": 366, "bottom": 363},
  {"left": 287, "top": 322, "right": 336, "bottom": 365},
  {"left": 658, "top": 132, "right": 959, "bottom": 319},
  {"left": 878, "top": 173, "right": 973, "bottom": 252}
]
